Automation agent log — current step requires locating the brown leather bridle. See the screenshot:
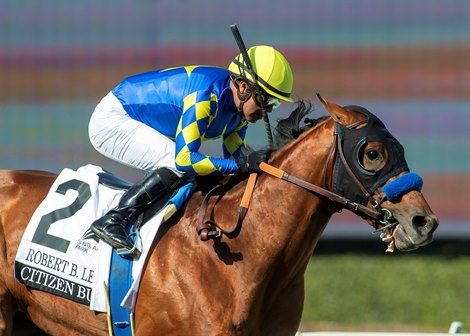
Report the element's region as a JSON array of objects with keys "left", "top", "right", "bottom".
[{"left": 196, "top": 118, "right": 399, "bottom": 241}]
